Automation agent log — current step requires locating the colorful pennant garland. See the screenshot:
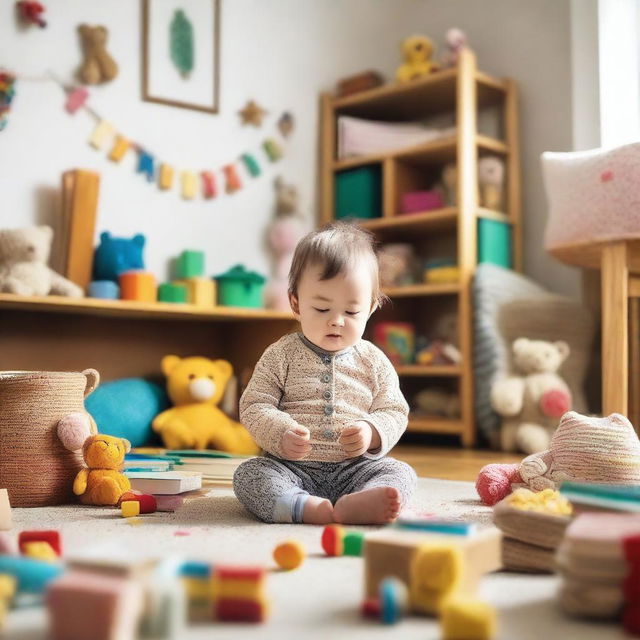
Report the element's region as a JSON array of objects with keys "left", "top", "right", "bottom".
[{"left": 0, "top": 71, "right": 17, "bottom": 132}]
